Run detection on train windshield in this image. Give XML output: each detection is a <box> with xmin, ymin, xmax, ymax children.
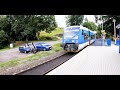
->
<box><xmin>64</xmin><ymin>27</ymin><xmax>79</xmax><ymax>39</ymax></box>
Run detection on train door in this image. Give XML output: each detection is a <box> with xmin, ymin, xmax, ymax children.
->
<box><xmin>88</xmin><ymin>31</ymin><xmax>90</xmax><ymax>45</ymax></box>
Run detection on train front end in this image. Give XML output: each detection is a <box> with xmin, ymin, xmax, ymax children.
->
<box><xmin>62</xmin><ymin>27</ymin><xmax>80</xmax><ymax>52</ymax></box>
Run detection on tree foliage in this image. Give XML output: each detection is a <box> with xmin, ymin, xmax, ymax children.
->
<box><xmin>0</xmin><ymin>30</ymin><xmax>9</xmax><ymax>49</ymax></box>
<box><xmin>0</xmin><ymin>15</ymin><xmax>57</xmax><ymax>49</ymax></box>
<box><xmin>83</xmin><ymin>21</ymin><xmax>97</xmax><ymax>31</ymax></box>
<box><xmin>94</xmin><ymin>15</ymin><xmax>101</xmax><ymax>24</ymax></box>
<box><xmin>102</xmin><ymin>15</ymin><xmax>120</xmax><ymax>37</ymax></box>
<box><xmin>94</xmin><ymin>15</ymin><xmax>120</xmax><ymax>38</ymax></box>
<box><xmin>66</xmin><ymin>15</ymin><xmax>84</xmax><ymax>26</ymax></box>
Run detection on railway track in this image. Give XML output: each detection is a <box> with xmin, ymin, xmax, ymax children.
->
<box><xmin>17</xmin><ymin>53</ymin><xmax>76</xmax><ymax>75</ymax></box>
<box><xmin>17</xmin><ymin>43</ymin><xmax>94</xmax><ymax>75</ymax></box>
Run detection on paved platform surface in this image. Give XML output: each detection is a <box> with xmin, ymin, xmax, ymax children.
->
<box><xmin>47</xmin><ymin>44</ymin><xmax>120</xmax><ymax>75</ymax></box>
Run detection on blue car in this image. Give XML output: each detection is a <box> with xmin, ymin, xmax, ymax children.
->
<box><xmin>19</xmin><ymin>43</ymin><xmax>52</xmax><ymax>53</ymax></box>
<box><xmin>35</xmin><ymin>43</ymin><xmax>52</xmax><ymax>51</ymax></box>
<box><xmin>19</xmin><ymin>46</ymin><xmax>31</xmax><ymax>53</ymax></box>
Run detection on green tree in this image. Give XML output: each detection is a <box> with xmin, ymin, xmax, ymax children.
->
<box><xmin>5</xmin><ymin>15</ymin><xmax>57</xmax><ymax>41</ymax></box>
<box><xmin>0</xmin><ymin>15</ymin><xmax>57</xmax><ymax>46</ymax></box>
<box><xmin>66</xmin><ymin>15</ymin><xmax>84</xmax><ymax>26</ymax></box>
<box><xmin>83</xmin><ymin>21</ymin><xmax>97</xmax><ymax>31</ymax></box>
<box><xmin>34</xmin><ymin>15</ymin><xmax>57</xmax><ymax>40</ymax></box>
<box><xmin>101</xmin><ymin>15</ymin><xmax>120</xmax><ymax>38</ymax></box>
<box><xmin>0</xmin><ymin>30</ymin><xmax>9</xmax><ymax>49</ymax></box>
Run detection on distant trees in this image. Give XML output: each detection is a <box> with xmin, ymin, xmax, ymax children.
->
<box><xmin>83</xmin><ymin>21</ymin><xmax>97</xmax><ymax>31</ymax></box>
<box><xmin>0</xmin><ymin>15</ymin><xmax>57</xmax><ymax>49</ymax></box>
<box><xmin>66</xmin><ymin>15</ymin><xmax>84</xmax><ymax>26</ymax></box>
<box><xmin>94</xmin><ymin>15</ymin><xmax>120</xmax><ymax>38</ymax></box>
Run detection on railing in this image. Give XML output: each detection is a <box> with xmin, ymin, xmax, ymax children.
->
<box><xmin>116</xmin><ymin>40</ymin><xmax>120</xmax><ymax>45</ymax></box>
<box><xmin>94</xmin><ymin>39</ymin><xmax>112</xmax><ymax>46</ymax></box>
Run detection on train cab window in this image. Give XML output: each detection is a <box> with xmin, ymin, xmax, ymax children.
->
<box><xmin>89</xmin><ymin>31</ymin><xmax>90</xmax><ymax>36</ymax></box>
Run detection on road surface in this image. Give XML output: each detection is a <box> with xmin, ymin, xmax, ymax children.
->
<box><xmin>0</xmin><ymin>40</ymin><xmax>61</xmax><ymax>63</ymax></box>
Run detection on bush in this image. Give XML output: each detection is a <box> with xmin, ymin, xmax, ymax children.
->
<box><xmin>52</xmin><ymin>36</ymin><xmax>58</xmax><ymax>41</ymax></box>
<box><xmin>39</xmin><ymin>36</ymin><xmax>48</xmax><ymax>41</ymax></box>
<box><xmin>53</xmin><ymin>43</ymin><xmax>63</xmax><ymax>52</ymax></box>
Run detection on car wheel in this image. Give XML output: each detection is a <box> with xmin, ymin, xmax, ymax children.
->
<box><xmin>43</xmin><ymin>48</ymin><xmax>46</xmax><ymax>51</ymax></box>
<box><xmin>24</xmin><ymin>51</ymin><xmax>27</xmax><ymax>54</ymax></box>
<box><xmin>50</xmin><ymin>47</ymin><xmax>52</xmax><ymax>50</ymax></box>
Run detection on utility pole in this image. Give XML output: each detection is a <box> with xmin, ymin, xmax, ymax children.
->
<box><xmin>116</xmin><ymin>24</ymin><xmax>120</xmax><ymax>53</ymax></box>
<box><xmin>101</xmin><ymin>15</ymin><xmax>103</xmax><ymax>30</ymax></box>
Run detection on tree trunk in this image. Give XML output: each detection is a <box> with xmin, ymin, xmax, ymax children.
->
<box><xmin>26</xmin><ymin>36</ymin><xmax>28</xmax><ymax>42</ymax></box>
<box><xmin>36</xmin><ymin>31</ymin><xmax>40</xmax><ymax>40</ymax></box>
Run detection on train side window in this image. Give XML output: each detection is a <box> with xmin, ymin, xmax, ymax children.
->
<box><xmin>84</xmin><ymin>33</ymin><xmax>89</xmax><ymax>40</ymax></box>
<box><xmin>82</xmin><ymin>30</ymin><xmax>84</xmax><ymax>35</ymax></box>
<box><xmin>91</xmin><ymin>35</ymin><xmax>93</xmax><ymax>39</ymax></box>
<box><xmin>91</xmin><ymin>35</ymin><xmax>95</xmax><ymax>39</ymax></box>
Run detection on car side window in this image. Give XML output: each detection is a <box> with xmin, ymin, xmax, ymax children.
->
<box><xmin>37</xmin><ymin>44</ymin><xmax>42</xmax><ymax>46</ymax></box>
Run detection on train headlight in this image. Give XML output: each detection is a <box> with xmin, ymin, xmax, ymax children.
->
<box><xmin>72</xmin><ymin>40</ymin><xmax>74</xmax><ymax>42</ymax></box>
<box><xmin>76</xmin><ymin>40</ymin><xmax>78</xmax><ymax>43</ymax></box>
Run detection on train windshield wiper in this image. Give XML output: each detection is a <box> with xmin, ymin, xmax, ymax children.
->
<box><xmin>71</xmin><ymin>32</ymin><xmax>79</xmax><ymax>39</ymax></box>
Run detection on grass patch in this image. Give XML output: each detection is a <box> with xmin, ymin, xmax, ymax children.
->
<box><xmin>39</xmin><ymin>36</ymin><xmax>58</xmax><ymax>41</ymax></box>
<box><xmin>0</xmin><ymin>60</ymin><xmax>19</xmax><ymax>68</ymax></box>
<box><xmin>0</xmin><ymin>46</ymin><xmax>19</xmax><ymax>52</ymax></box>
<box><xmin>39</xmin><ymin>27</ymin><xmax>63</xmax><ymax>41</ymax></box>
<box><xmin>40</xmin><ymin>27</ymin><xmax>63</xmax><ymax>37</ymax></box>
<box><xmin>0</xmin><ymin>47</ymin><xmax>10</xmax><ymax>52</ymax></box>
<box><xmin>28</xmin><ymin>51</ymin><xmax>56</xmax><ymax>61</ymax></box>
<box><xmin>0</xmin><ymin>43</ymin><xmax>63</xmax><ymax>69</ymax></box>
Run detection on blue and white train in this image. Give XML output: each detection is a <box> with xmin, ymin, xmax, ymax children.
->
<box><xmin>62</xmin><ymin>25</ymin><xmax>96</xmax><ymax>52</ymax></box>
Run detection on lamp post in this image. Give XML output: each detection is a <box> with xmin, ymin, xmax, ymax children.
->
<box><xmin>101</xmin><ymin>15</ymin><xmax>105</xmax><ymax>45</ymax></box>
<box><xmin>113</xmin><ymin>19</ymin><xmax>116</xmax><ymax>44</ymax></box>
<box><xmin>116</xmin><ymin>24</ymin><xmax>120</xmax><ymax>53</ymax></box>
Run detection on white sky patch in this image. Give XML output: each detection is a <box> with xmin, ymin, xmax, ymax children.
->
<box><xmin>55</xmin><ymin>15</ymin><xmax>67</xmax><ymax>28</ymax></box>
<box><xmin>55</xmin><ymin>15</ymin><xmax>96</xmax><ymax>27</ymax></box>
<box><xmin>84</xmin><ymin>15</ymin><xmax>95</xmax><ymax>22</ymax></box>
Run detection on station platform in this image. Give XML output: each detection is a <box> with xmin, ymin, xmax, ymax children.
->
<box><xmin>47</xmin><ymin>44</ymin><xmax>120</xmax><ymax>75</ymax></box>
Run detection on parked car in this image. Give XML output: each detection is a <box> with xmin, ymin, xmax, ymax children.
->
<box><xmin>35</xmin><ymin>43</ymin><xmax>52</xmax><ymax>51</ymax></box>
<box><xmin>19</xmin><ymin>43</ymin><xmax>38</xmax><ymax>54</ymax></box>
<box><xmin>19</xmin><ymin>42</ymin><xmax>52</xmax><ymax>53</ymax></box>
<box><xmin>19</xmin><ymin>46</ymin><xmax>31</xmax><ymax>53</ymax></box>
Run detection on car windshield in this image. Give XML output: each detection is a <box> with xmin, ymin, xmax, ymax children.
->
<box><xmin>36</xmin><ymin>43</ymin><xmax>44</xmax><ymax>45</ymax></box>
<box><xmin>35</xmin><ymin>43</ymin><xmax>50</xmax><ymax>46</ymax></box>
<box><xmin>42</xmin><ymin>44</ymin><xmax>50</xmax><ymax>46</ymax></box>
<box><xmin>64</xmin><ymin>28</ymin><xmax>79</xmax><ymax>39</ymax></box>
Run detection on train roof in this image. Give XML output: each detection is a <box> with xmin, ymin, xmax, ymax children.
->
<box><xmin>64</xmin><ymin>25</ymin><xmax>97</xmax><ymax>34</ymax></box>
